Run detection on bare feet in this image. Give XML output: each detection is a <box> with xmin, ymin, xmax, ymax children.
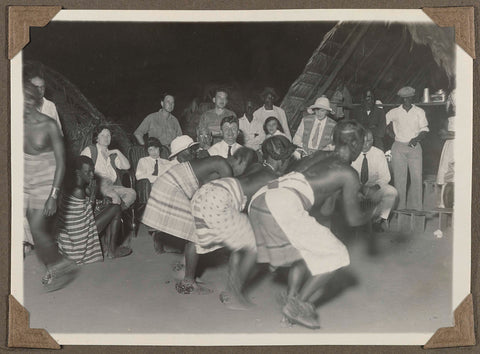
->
<box><xmin>175</xmin><ymin>279</ymin><xmax>213</xmax><ymax>295</ymax></box>
<box><xmin>42</xmin><ymin>257</ymin><xmax>79</xmax><ymax>292</ymax></box>
<box><xmin>282</xmin><ymin>297</ymin><xmax>320</xmax><ymax>329</ymax></box>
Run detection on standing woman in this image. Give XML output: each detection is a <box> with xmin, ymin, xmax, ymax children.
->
<box><xmin>23</xmin><ymin>81</ymin><xmax>78</xmax><ymax>292</ymax></box>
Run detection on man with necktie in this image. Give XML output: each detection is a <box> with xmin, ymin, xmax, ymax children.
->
<box><xmin>207</xmin><ymin>115</ymin><xmax>243</xmax><ymax>158</ymax></box>
<box><xmin>351</xmin><ymin>130</ymin><xmax>398</xmax><ymax>232</ymax></box>
<box><xmin>292</xmin><ymin>96</ymin><xmax>337</xmax><ymax>156</ymax></box>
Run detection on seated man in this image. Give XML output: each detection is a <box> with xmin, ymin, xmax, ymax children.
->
<box><xmin>142</xmin><ymin>147</ymin><xmax>257</xmax><ymax>294</ymax></box>
<box><xmin>292</xmin><ymin>96</ymin><xmax>337</xmax><ymax>156</ymax></box>
<box><xmin>135</xmin><ymin>137</ymin><xmax>175</xmax><ymax>203</ymax></box>
<box><xmin>57</xmin><ymin>156</ymin><xmax>132</xmax><ymax>262</ymax></box>
<box><xmin>248</xmin><ymin>121</ymin><xmax>375</xmax><ymax>329</ymax></box>
<box><xmin>198</xmin><ymin>88</ymin><xmax>237</xmax><ymax>143</ymax></box>
<box><xmin>208</xmin><ymin>116</ymin><xmax>242</xmax><ymax>158</ymax></box>
<box><xmin>351</xmin><ymin>129</ymin><xmax>397</xmax><ymax>232</ymax></box>
<box><xmin>191</xmin><ymin>136</ymin><xmax>296</xmax><ymax>309</ymax></box>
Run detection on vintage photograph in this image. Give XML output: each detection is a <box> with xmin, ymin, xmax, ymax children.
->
<box><xmin>11</xmin><ymin>9</ymin><xmax>472</xmax><ymax>345</ymax></box>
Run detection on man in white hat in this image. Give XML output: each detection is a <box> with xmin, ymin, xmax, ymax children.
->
<box><xmin>292</xmin><ymin>96</ymin><xmax>337</xmax><ymax>156</ymax></box>
<box><xmin>386</xmin><ymin>86</ymin><xmax>429</xmax><ymax>210</ymax></box>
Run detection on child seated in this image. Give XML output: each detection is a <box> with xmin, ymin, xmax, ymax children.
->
<box><xmin>263</xmin><ymin>116</ymin><xmax>289</xmax><ymax>140</ymax></box>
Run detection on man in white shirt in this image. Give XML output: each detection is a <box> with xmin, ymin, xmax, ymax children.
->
<box><xmin>135</xmin><ymin>137</ymin><xmax>175</xmax><ymax>204</ymax></box>
<box><xmin>238</xmin><ymin>98</ymin><xmax>264</xmax><ymax>151</ymax></box>
<box><xmin>198</xmin><ymin>88</ymin><xmax>237</xmax><ymax>142</ymax></box>
<box><xmin>386</xmin><ymin>86</ymin><xmax>429</xmax><ymax>210</ymax></box>
<box><xmin>292</xmin><ymin>96</ymin><xmax>337</xmax><ymax>156</ymax></box>
<box><xmin>252</xmin><ymin>87</ymin><xmax>291</xmax><ymax>141</ymax></box>
<box><xmin>30</xmin><ymin>75</ymin><xmax>63</xmax><ymax>133</ymax></box>
<box><xmin>352</xmin><ymin>130</ymin><xmax>398</xmax><ymax>231</ymax></box>
<box><xmin>208</xmin><ymin>116</ymin><xmax>242</xmax><ymax>158</ymax></box>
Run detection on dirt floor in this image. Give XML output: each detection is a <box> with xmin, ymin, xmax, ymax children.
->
<box><xmin>23</xmin><ymin>215</ymin><xmax>453</xmax><ymax>334</ymax></box>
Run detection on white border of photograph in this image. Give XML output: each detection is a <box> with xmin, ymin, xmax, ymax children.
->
<box><xmin>10</xmin><ymin>8</ymin><xmax>472</xmax><ymax>346</ymax></box>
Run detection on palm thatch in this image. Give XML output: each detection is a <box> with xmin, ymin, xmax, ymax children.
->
<box><xmin>24</xmin><ymin>60</ymin><xmax>133</xmax><ymax>159</ymax></box>
<box><xmin>281</xmin><ymin>22</ymin><xmax>455</xmax><ymax>133</ymax></box>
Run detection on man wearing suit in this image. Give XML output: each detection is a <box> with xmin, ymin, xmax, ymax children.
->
<box><xmin>353</xmin><ymin>89</ymin><xmax>386</xmax><ymax>151</ymax></box>
<box><xmin>293</xmin><ymin>96</ymin><xmax>337</xmax><ymax>156</ymax></box>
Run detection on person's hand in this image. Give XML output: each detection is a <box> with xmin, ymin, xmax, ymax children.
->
<box><xmin>43</xmin><ymin>197</ymin><xmax>57</xmax><ymax>216</ymax></box>
<box><xmin>408</xmin><ymin>138</ymin><xmax>418</xmax><ymax>147</ymax></box>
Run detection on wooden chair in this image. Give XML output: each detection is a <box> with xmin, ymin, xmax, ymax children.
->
<box><xmin>126</xmin><ymin>144</ymin><xmax>170</xmax><ymax>235</ymax></box>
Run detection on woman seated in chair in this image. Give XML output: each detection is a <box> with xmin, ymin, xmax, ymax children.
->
<box><xmin>135</xmin><ymin>137</ymin><xmax>175</xmax><ymax>204</ymax></box>
<box><xmin>81</xmin><ymin>124</ymin><xmax>136</xmax><ymax>210</ymax></box>
<box><xmin>57</xmin><ymin>156</ymin><xmax>132</xmax><ymax>263</ymax></box>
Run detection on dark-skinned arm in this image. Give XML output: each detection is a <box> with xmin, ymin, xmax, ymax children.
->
<box><xmin>408</xmin><ymin>130</ymin><xmax>428</xmax><ymax>147</ymax></box>
<box><xmin>341</xmin><ymin>168</ymin><xmax>375</xmax><ymax>227</ymax></box>
<box><xmin>44</xmin><ymin>121</ymin><xmax>65</xmax><ymax>216</ymax></box>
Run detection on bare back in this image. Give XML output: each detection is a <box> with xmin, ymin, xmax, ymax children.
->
<box><xmin>190</xmin><ymin>156</ymin><xmax>233</xmax><ymax>186</ymax></box>
<box><xmin>302</xmin><ymin>155</ymin><xmax>369</xmax><ymax>226</ymax></box>
<box><xmin>238</xmin><ymin>165</ymin><xmax>277</xmax><ymax>200</ymax></box>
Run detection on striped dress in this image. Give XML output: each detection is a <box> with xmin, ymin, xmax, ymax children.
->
<box><xmin>142</xmin><ymin>162</ymin><xmax>199</xmax><ymax>242</ymax></box>
<box><xmin>191</xmin><ymin>177</ymin><xmax>255</xmax><ymax>254</ymax></box>
<box><xmin>57</xmin><ymin>195</ymin><xmax>104</xmax><ymax>264</ymax></box>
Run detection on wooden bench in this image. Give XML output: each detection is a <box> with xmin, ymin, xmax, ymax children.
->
<box><xmin>429</xmin><ymin>207</ymin><xmax>453</xmax><ymax>230</ymax></box>
<box><xmin>390</xmin><ymin>209</ymin><xmax>427</xmax><ymax>233</ymax></box>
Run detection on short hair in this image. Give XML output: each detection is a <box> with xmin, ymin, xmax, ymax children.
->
<box><xmin>232</xmin><ymin>147</ymin><xmax>258</xmax><ymax>167</ymax></box>
<box><xmin>23</xmin><ymin>81</ymin><xmax>42</xmax><ymax>109</ymax></box>
<box><xmin>220</xmin><ymin>115</ymin><xmax>239</xmax><ymax>129</ymax></box>
<box><xmin>332</xmin><ymin>120</ymin><xmax>365</xmax><ymax>152</ymax></box>
<box><xmin>263</xmin><ymin>116</ymin><xmax>284</xmax><ymax>135</ymax></box>
<box><xmin>215</xmin><ymin>87</ymin><xmax>229</xmax><ymax>97</ymax></box>
<box><xmin>146</xmin><ymin>137</ymin><xmax>162</xmax><ymax>152</ymax></box>
<box><xmin>161</xmin><ymin>93</ymin><xmax>174</xmax><ymax>102</ymax></box>
<box><xmin>23</xmin><ymin>62</ymin><xmax>45</xmax><ymax>82</ymax></box>
<box><xmin>262</xmin><ymin>135</ymin><xmax>296</xmax><ymax>161</ymax></box>
<box><xmin>74</xmin><ymin>155</ymin><xmax>94</xmax><ymax>171</ymax></box>
<box><xmin>92</xmin><ymin>124</ymin><xmax>111</xmax><ymax>144</ymax></box>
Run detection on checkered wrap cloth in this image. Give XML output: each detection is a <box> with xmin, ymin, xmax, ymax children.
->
<box><xmin>191</xmin><ymin>177</ymin><xmax>255</xmax><ymax>254</ymax></box>
<box><xmin>142</xmin><ymin>162</ymin><xmax>199</xmax><ymax>241</ymax></box>
<box><xmin>248</xmin><ymin>172</ymin><xmax>350</xmax><ymax>276</ymax></box>
<box><xmin>24</xmin><ymin>151</ymin><xmax>56</xmax><ymax>210</ymax></box>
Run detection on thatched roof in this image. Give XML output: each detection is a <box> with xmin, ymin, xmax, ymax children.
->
<box><xmin>281</xmin><ymin>22</ymin><xmax>455</xmax><ymax>133</ymax></box>
<box><xmin>24</xmin><ymin>61</ymin><xmax>133</xmax><ymax>159</ymax></box>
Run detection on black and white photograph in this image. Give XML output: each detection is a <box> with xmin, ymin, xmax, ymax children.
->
<box><xmin>11</xmin><ymin>9</ymin><xmax>472</xmax><ymax>346</ymax></box>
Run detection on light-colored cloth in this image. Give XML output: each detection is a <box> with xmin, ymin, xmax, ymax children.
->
<box><xmin>292</xmin><ymin>116</ymin><xmax>336</xmax><ymax>154</ymax></box>
<box><xmin>57</xmin><ymin>195</ymin><xmax>104</xmax><ymax>265</ymax></box>
<box><xmin>134</xmin><ymin>110</ymin><xmax>182</xmax><ymax>146</ymax></box>
<box><xmin>437</xmin><ymin>139</ymin><xmax>454</xmax><ymax>185</ymax></box>
<box><xmin>351</xmin><ymin>146</ymin><xmax>391</xmax><ymax>187</ymax></box>
<box><xmin>39</xmin><ymin>97</ymin><xmax>62</xmax><ymax>133</ymax></box>
<box><xmin>199</xmin><ymin>108</ymin><xmax>237</xmax><ymax>137</ymax></box>
<box><xmin>391</xmin><ymin>141</ymin><xmax>423</xmax><ymax>210</ymax></box>
<box><xmin>266</xmin><ymin>130</ymin><xmax>289</xmax><ymax>140</ymax></box>
<box><xmin>238</xmin><ymin>114</ymin><xmax>265</xmax><ymax>151</ymax></box>
<box><xmin>386</xmin><ymin>105</ymin><xmax>429</xmax><ymax>143</ymax></box>
<box><xmin>248</xmin><ymin>172</ymin><xmax>350</xmax><ymax>275</ymax></box>
<box><xmin>252</xmin><ymin>105</ymin><xmax>292</xmax><ymax>140</ymax></box>
<box><xmin>207</xmin><ymin>140</ymin><xmax>242</xmax><ymax>158</ymax></box>
<box><xmin>352</xmin><ymin>146</ymin><xmax>397</xmax><ymax>219</ymax></box>
<box><xmin>100</xmin><ymin>182</ymin><xmax>136</xmax><ymax>208</ymax></box>
<box><xmin>24</xmin><ymin>151</ymin><xmax>56</xmax><ymax>210</ymax></box>
<box><xmin>81</xmin><ymin>144</ymin><xmax>129</xmax><ymax>184</ymax></box>
<box><xmin>135</xmin><ymin>156</ymin><xmax>175</xmax><ymax>184</ymax></box>
<box><xmin>192</xmin><ymin>177</ymin><xmax>255</xmax><ymax>254</ymax></box>
<box><xmin>142</xmin><ymin>162</ymin><xmax>199</xmax><ymax>241</ymax></box>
